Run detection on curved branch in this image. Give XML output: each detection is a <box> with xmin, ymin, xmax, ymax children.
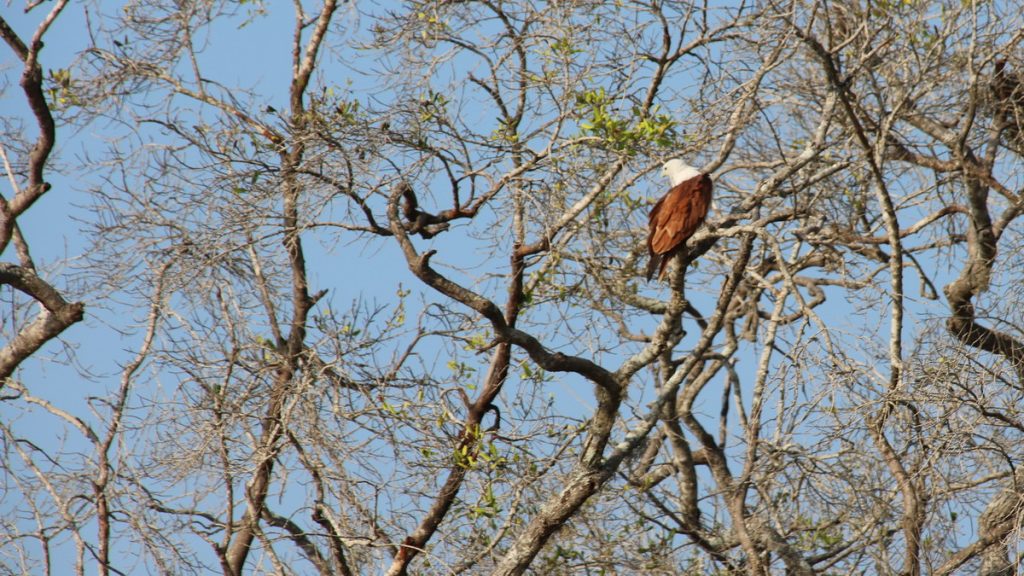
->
<box><xmin>386</xmin><ymin>183</ymin><xmax>620</xmax><ymax>393</ymax></box>
<box><xmin>0</xmin><ymin>264</ymin><xmax>84</xmax><ymax>384</ymax></box>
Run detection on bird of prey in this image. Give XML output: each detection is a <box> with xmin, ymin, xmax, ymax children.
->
<box><xmin>646</xmin><ymin>159</ymin><xmax>713</xmax><ymax>281</ymax></box>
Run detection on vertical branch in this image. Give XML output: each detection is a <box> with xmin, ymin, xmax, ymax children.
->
<box><xmin>386</xmin><ymin>35</ymin><xmax>532</xmax><ymax>567</ymax></box>
<box><xmin>223</xmin><ymin>2</ymin><xmax>337</xmax><ymax>573</ymax></box>
<box><xmin>94</xmin><ymin>263</ymin><xmax>167</xmax><ymax>576</ymax></box>
<box><xmin>941</xmin><ymin>132</ymin><xmax>1024</xmax><ymax>576</ymax></box>
<box><xmin>794</xmin><ymin>24</ymin><xmax>921</xmax><ymax>575</ymax></box>
<box><xmin>731</xmin><ymin>284</ymin><xmax>790</xmax><ymax>576</ymax></box>
<box><xmin>0</xmin><ymin>2</ymin><xmax>83</xmax><ymax>387</ymax></box>
<box><xmin>385</xmin><ymin>343</ymin><xmax>511</xmax><ymax>576</ymax></box>
<box><xmin>493</xmin><ymin>235</ymin><xmax>755</xmax><ymax>576</ymax></box>
<box><xmin>0</xmin><ymin>0</ymin><xmax>69</xmax><ymax>234</ymax></box>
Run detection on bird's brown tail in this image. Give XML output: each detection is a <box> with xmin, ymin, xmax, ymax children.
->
<box><xmin>645</xmin><ymin>254</ymin><xmax>662</xmax><ymax>281</ymax></box>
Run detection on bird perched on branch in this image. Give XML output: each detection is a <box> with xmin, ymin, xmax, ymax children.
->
<box><xmin>645</xmin><ymin>159</ymin><xmax>713</xmax><ymax>281</ymax></box>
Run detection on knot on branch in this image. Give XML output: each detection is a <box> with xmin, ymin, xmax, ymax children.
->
<box><xmin>399</xmin><ymin>182</ymin><xmax>451</xmax><ymax>238</ymax></box>
<box><xmin>0</xmin><ymin>264</ymin><xmax>84</xmax><ymax>381</ymax></box>
<box><xmin>415</xmin><ymin>249</ymin><xmax>437</xmax><ymax>274</ymax></box>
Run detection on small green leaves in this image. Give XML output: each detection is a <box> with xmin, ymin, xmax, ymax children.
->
<box><xmin>469</xmin><ymin>483</ymin><xmax>500</xmax><ymax>519</ymax></box>
<box><xmin>418</xmin><ymin>90</ymin><xmax>449</xmax><ymax>123</ymax></box>
<box><xmin>575</xmin><ymin>88</ymin><xmax>677</xmax><ymax>153</ymax></box>
<box><xmin>47</xmin><ymin>68</ymin><xmax>79</xmax><ymax>109</ymax></box>
<box><xmin>548</xmin><ymin>37</ymin><xmax>582</xmax><ymax>58</ymax></box>
<box><xmin>447</xmin><ymin>359</ymin><xmax>476</xmax><ymax>380</ymax></box>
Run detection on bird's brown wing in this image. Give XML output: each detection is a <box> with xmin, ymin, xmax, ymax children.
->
<box><xmin>645</xmin><ymin>193</ymin><xmax>669</xmax><ymax>280</ymax></box>
<box><xmin>646</xmin><ymin>175</ymin><xmax>712</xmax><ymax>280</ymax></box>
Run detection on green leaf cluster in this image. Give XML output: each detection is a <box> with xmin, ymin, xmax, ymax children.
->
<box><xmin>47</xmin><ymin>68</ymin><xmax>79</xmax><ymax>109</ymax></box>
<box><xmin>575</xmin><ymin>88</ymin><xmax>677</xmax><ymax>153</ymax></box>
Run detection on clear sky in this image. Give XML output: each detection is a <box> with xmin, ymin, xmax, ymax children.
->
<box><xmin>1</xmin><ymin>1</ymin><xmax>986</xmax><ymax>573</ymax></box>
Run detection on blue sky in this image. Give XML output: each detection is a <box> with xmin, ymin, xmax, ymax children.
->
<box><xmin>2</xmin><ymin>1</ymin><xmax>1007</xmax><ymax>572</ymax></box>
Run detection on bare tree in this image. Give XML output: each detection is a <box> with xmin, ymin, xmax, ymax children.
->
<box><xmin>3</xmin><ymin>0</ymin><xmax>1024</xmax><ymax>574</ymax></box>
<box><xmin>0</xmin><ymin>2</ymin><xmax>83</xmax><ymax>383</ymax></box>
<box><xmin>0</xmin><ymin>3</ymin><xmax>91</xmax><ymax>575</ymax></box>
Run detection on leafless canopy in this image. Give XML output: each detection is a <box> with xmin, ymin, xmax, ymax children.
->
<box><xmin>2</xmin><ymin>0</ymin><xmax>1024</xmax><ymax>574</ymax></box>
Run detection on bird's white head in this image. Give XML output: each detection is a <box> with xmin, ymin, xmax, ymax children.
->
<box><xmin>661</xmin><ymin>158</ymin><xmax>702</xmax><ymax>187</ymax></box>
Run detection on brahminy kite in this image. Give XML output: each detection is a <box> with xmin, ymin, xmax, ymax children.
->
<box><xmin>645</xmin><ymin>159</ymin><xmax>713</xmax><ymax>281</ymax></box>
